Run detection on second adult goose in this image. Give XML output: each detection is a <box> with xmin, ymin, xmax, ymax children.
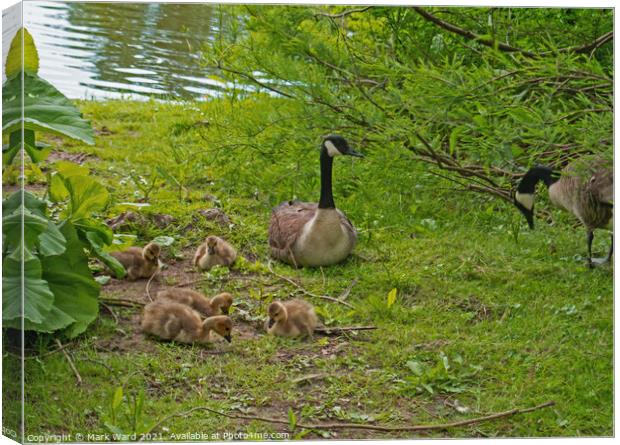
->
<box><xmin>268</xmin><ymin>135</ymin><xmax>363</xmax><ymax>267</ymax></box>
<box><xmin>514</xmin><ymin>158</ymin><xmax>613</xmax><ymax>267</ymax></box>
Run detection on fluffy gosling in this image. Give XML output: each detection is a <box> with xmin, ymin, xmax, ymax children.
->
<box><xmin>141</xmin><ymin>301</ymin><xmax>232</xmax><ymax>344</ymax></box>
<box><xmin>156</xmin><ymin>289</ymin><xmax>233</xmax><ymax>316</ymax></box>
<box><xmin>266</xmin><ymin>299</ymin><xmax>318</xmax><ymax>338</ymax></box>
<box><xmin>193</xmin><ymin>235</ymin><xmax>237</xmax><ymax>271</ymax></box>
<box><xmin>110</xmin><ymin>242</ymin><xmax>160</xmax><ymax>280</ymax></box>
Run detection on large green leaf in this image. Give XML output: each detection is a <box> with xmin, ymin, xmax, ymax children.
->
<box><xmin>63</xmin><ymin>175</ymin><xmax>109</xmax><ymax>220</ymax></box>
<box><xmin>2</xmin><ymin>206</ymin><xmax>66</xmax><ymax>258</ymax></box>
<box><xmin>2</xmin><ymin>257</ymin><xmax>55</xmax><ymax>326</ymax></box>
<box><xmin>3</xmin><ymin>191</ymin><xmax>47</xmax><ymax>217</ymax></box>
<box><xmin>84</xmin><ymin>230</ymin><xmax>126</xmax><ymax>279</ymax></box>
<box><xmin>5</xmin><ymin>27</ymin><xmax>39</xmax><ymax>77</ymax></box>
<box><xmin>41</xmin><ymin>222</ymin><xmax>100</xmax><ymax>338</ymax></box>
<box><xmin>2</xmin><ymin>71</ymin><xmax>95</xmax><ymax>145</ymax></box>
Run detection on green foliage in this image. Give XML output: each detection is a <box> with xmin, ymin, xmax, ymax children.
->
<box><xmin>1</xmin><ymin>28</ymin><xmax>121</xmax><ymax>337</ymax></box>
<box><xmin>103</xmin><ymin>386</ymin><xmax>154</xmax><ymax>439</ymax></box>
<box><xmin>1</xmin><ymin>192</ymin><xmax>100</xmax><ymax>336</ymax></box>
<box><xmin>205</xmin><ymin>6</ymin><xmax>612</xmax><ymax>201</ymax></box>
<box><xmin>5</xmin><ymin>27</ymin><xmax>39</xmax><ymax>77</ymax></box>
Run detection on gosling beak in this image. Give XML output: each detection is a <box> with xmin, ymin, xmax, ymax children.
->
<box><xmin>348</xmin><ymin>149</ymin><xmax>365</xmax><ymax>158</ymax></box>
<box><xmin>208</xmin><ymin>247</ymin><xmax>215</xmax><ymax>255</ymax></box>
<box><xmin>268</xmin><ymin>318</ymin><xmax>275</xmax><ymax>328</ymax></box>
<box><xmin>223</xmin><ymin>306</ymin><xmax>230</xmax><ymax>315</ymax></box>
<box><xmin>224</xmin><ymin>334</ymin><xmax>232</xmax><ymax>343</ymax></box>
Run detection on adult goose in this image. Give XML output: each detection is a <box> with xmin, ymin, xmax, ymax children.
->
<box><xmin>514</xmin><ymin>157</ymin><xmax>613</xmax><ymax>267</ymax></box>
<box><xmin>268</xmin><ymin>135</ymin><xmax>363</xmax><ymax>267</ymax></box>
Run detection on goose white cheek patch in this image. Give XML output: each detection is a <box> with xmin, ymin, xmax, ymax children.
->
<box><xmin>516</xmin><ymin>192</ymin><xmax>535</xmax><ymax>210</ymax></box>
<box><xmin>325</xmin><ymin>140</ymin><xmax>341</xmax><ymax>157</ymax></box>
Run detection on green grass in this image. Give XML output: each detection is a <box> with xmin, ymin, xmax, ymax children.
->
<box><xmin>3</xmin><ymin>99</ymin><xmax>612</xmax><ymax>439</ymax></box>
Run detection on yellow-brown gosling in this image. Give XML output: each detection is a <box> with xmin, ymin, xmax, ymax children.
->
<box><xmin>141</xmin><ymin>301</ymin><xmax>232</xmax><ymax>344</ymax></box>
<box><xmin>110</xmin><ymin>242</ymin><xmax>160</xmax><ymax>280</ymax></box>
<box><xmin>193</xmin><ymin>235</ymin><xmax>237</xmax><ymax>271</ymax></box>
<box><xmin>156</xmin><ymin>289</ymin><xmax>233</xmax><ymax>316</ymax></box>
<box><xmin>265</xmin><ymin>299</ymin><xmax>318</xmax><ymax>338</ymax></box>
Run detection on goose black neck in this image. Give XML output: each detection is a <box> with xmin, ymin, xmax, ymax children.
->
<box><xmin>318</xmin><ymin>148</ymin><xmax>335</xmax><ymax>209</ymax></box>
<box><xmin>517</xmin><ymin>166</ymin><xmax>558</xmax><ymax>194</ymax></box>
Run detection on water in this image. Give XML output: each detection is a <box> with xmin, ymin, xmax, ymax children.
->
<box><xmin>18</xmin><ymin>1</ymin><xmax>231</xmax><ymax>100</ymax></box>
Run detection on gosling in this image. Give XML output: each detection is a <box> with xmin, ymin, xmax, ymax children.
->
<box><xmin>266</xmin><ymin>299</ymin><xmax>318</xmax><ymax>338</ymax></box>
<box><xmin>193</xmin><ymin>235</ymin><xmax>237</xmax><ymax>271</ymax></box>
<box><xmin>141</xmin><ymin>301</ymin><xmax>232</xmax><ymax>344</ymax></box>
<box><xmin>110</xmin><ymin>242</ymin><xmax>160</xmax><ymax>280</ymax></box>
<box><xmin>156</xmin><ymin>289</ymin><xmax>233</xmax><ymax>316</ymax></box>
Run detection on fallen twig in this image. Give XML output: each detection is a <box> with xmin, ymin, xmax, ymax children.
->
<box><xmin>100</xmin><ymin>302</ymin><xmax>119</xmax><ymax>325</ymax></box>
<box><xmin>267</xmin><ymin>262</ymin><xmax>355</xmax><ymax>309</ymax></box>
<box><xmin>143</xmin><ymin>400</ymin><xmax>555</xmax><ymax>437</ymax></box>
<box><xmin>315</xmin><ymin>326</ymin><xmax>377</xmax><ymax>336</ymax></box>
<box><xmin>100</xmin><ymin>297</ymin><xmax>145</xmax><ymax>307</ymax></box>
<box><xmin>55</xmin><ymin>339</ymin><xmax>82</xmax><ymax>386</ymax></box>
<box><xmin>338</xmin><ymin>279</ymin><xmax>358</xmax><ymax>300</ymax></box>
<box><xmin>145</xmin><ymin>266</ymin><xmax>160</xmax><ymax>302</ymax></box>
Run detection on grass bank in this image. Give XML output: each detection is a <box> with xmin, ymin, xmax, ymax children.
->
<box><xmin>3</xmin><ymin>99</ymin><xmax>612</xmax><ymax>439</ymax></box>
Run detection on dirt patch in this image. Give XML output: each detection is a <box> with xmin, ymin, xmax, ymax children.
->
<box><xmin>47</xmin><ymin>150</ymin><xmax>99</xmax><ymax>164</ymax></box>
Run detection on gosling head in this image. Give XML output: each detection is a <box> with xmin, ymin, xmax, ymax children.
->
<box><xmin>322</xmin><ymin>135</ymin><xmax>364</xmax><ymax>158</ymax></box>
<box><xmin>205</xmin><ymin>315</ymin><xmax>232</xmax><ymax>343</ymax></box>
<box><xmin>212</xmin><ymin>292</ymin><xmax>233</xmax><ymax>315</ymax></box>
<box><xmin>206</xmin><ymin>236</ymin><xmax>219</xmax><ymax>255</ymax></box>
<box><xmin>143</xmin><ymin>242</ymin><xmax>161</xmax><ymax>262</ymax></box>
<box><xmin>267</xmin><ymin>301</ymin><xmax>287</xmax><ymax>328</ymax></box>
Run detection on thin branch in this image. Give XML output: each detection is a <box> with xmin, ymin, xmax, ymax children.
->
<box><xmin>315</xmin><ymin>6</ymin><xmax>373</xmax><ymax>19</ymax></box>
<box><xmin>55</xmin><ymin>339</ymin><xmax>82</xmax><ymax>386</ymax></box>
<box><xmin>267</xmin><ymin>262</ymin><xmax>356</xmax><ymax>309</ymax></box>
<box><xmin>143</xmin><ymin>401</ymin><xmax>555</xmax><ymax>437</ymax></box>
<box><xmin>413</xmin><ymin>7</ymin><xmax>536</xmax><ymax>57</ymax></box>
<box><xmin>315</xmin><ymin>326</ymin><xmax>377</xmax><ymax>335</ymax></box>
<box><xmin>145</xmin><ymin>266</ymin><xmax>160</xmax><ymax>302</ymax></box>
<box><xmin>414</xmin><ymin>7</ymin><xmax>613</xmax><ymax>58</ymax></box>
<box><xmin>338</xmin><ymin>279</ymin><xmax>358</xmax><ymax>300</ymax></box>
<box><xmin>100</xmin><ymin>297</ymin><xmax>145</xmax><ymax>308</ymax></box>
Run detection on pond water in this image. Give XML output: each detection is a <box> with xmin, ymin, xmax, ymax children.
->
<box><xmin>20</xmin><ymin>1</ymin><xmax>229</xmax><ymax>100</ymax></box>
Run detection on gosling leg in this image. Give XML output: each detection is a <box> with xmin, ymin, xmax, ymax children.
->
<box><xmin>587</xmin><ymin>230</ymin><xmax>594</xmax><ymax>268</ymax></box>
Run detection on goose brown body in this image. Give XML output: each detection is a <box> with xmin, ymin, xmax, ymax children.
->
<box><xmin>268</xmin><ymin>201</ymin><xmax>357</xmax><ymax>267</ymax></box>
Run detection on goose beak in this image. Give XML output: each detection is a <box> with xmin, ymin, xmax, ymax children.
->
<box><xmin>268</xmin><ymin>318</ymin><xmax>275</xmax><ymax>328</ymax></box>
<box><xmin>348</xmin><ymin>149</ymin><xmax>364</xmax><ymax>158</ymax></box>
<box><xmin>224</xmin><ymin>334</ymin><xmax>232</xmax><ymax>343</ymax></box>
<box><xmin>514</xmin><ymin>198</ymin><xmax>535</xmax><ymax>230</ymax></box>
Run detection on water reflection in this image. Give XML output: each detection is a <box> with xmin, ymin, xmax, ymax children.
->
<box><xmin>23</xmin><ymin>1</ymin><xmax>227</xmax><ymax>100</ymax></box>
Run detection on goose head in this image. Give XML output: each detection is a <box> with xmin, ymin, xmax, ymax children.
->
<box><xmin>267</xmin><ymin>301</ymin><xmax>287</xmax><ymax>328</ymax></box>
<box><xmin>204</xmin><ymin>315</ymin><xmax>232</xmax><ymax>342</ymax></box>
<box><xmin>206</xmin><ymin>236</ymin><xmax>219</xmax><ymax>255</ymax></box>
<box><xmin>322</xmin><ymin>135</ymin><xmax>364</xmax><ymax>158</ymax></box>
<box><xmin>143</xmin><ymin>242</ymin><xmax>161</xmax><ymax>262</ymax></box>
<box><xmin>212</xmin><ymin>292</ymin><xmax>233</xmax><ymax>315</ymax></box>
<box><xmin>514</xmin><ymin>192</ymin><xmax>535</xmax><ymax>229</ymax></box>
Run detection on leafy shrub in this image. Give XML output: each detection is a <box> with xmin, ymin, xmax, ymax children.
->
<box><xmin>1</xmin><ymin>28</ymin><xmax>122</xmax><ymax>337</ymax></box>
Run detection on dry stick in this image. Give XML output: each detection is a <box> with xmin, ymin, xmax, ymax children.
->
<box><xmin>55</xmin><ymin>339</ymin><xmax>82</xmax><ymax>386</ymax></box>
<box><xmin>338</xmin><ymin>279</ymin><xmax>358</xmax><ymax>301</ymax></box>
<box><xmin>100</xmin><ymin>297</ymin><xmax>144</xmax><ymax>308</ymax></box>
<box><xmin>266</xmin><ymin>262</ymin><xmax>355</xmax><ymax>309</ymax></box>
<box><xmin>100</xmin><ymin>302</ymin><xmax>119</xmax><ymax>325</ymax></box>
<box><xmin>145</xmin><ymin>266</ymin><xmax>160</xmax><ymax>302</ymax></box>
<box><xmin>315</xmin><ymin>326</ymin><xmax>377</xmax><ymax>336</ymax></box>
<box><xmin>143</xmin><ymin>401</ymin><xmax>555</xmax><ymax>437</ymax></box>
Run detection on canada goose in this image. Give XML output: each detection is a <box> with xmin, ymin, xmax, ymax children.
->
<box><xmin>265</xmin><ymin>299</ymin><xmax>318</xmax><ymax>337</ymax></box>
<box><xmin>110</xmin><ymin>242</ymin><xmax>160</xmax><ymax>280</ymax></box>
<box><xmin>268</xmin><ymin>135</ymin><xmax>363</xmax><ymax>267</ymax></box>
<box><xmin>141</xmin><ymin>301</ymin><xmax>232</xmax><ymax>344</ymax></box>
<box><xmin>514</xmin><ymin>158</ymin><xmax>613</xmax><ymax>267</ymax></box>
<box><xmin>156</xmin><ymin>289</ymin><xmax>233</xmax><ymax>316</ymax></box>
<box><xmin>193</xmin><ymin>235</ymin><xmax>237</xmax><ymax>271</ymax></box>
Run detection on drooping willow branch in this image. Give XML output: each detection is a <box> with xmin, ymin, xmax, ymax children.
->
<box><xmin>413</xmin><ymin>7</ymin><xmax>613</xmax><ymax>58</ymax></box>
